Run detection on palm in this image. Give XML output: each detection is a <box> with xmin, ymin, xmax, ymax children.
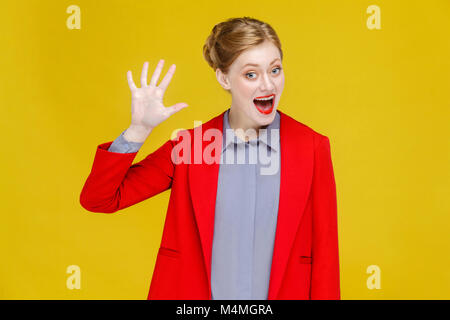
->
<box><xmin>127</xmin><ymin>60</ymin><xmax>188</xmax><ymax>130</ymax></box>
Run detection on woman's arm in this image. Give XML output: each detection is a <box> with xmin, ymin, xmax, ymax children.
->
<box><xmin>79</xmin><ymin>138</ymin><xmax>175</xmax><ymax>213</ymax></box>
<box><xmin>310</xmin><ymin>135</ymin><xmax>341</xmax><ymax>300</ymax></box>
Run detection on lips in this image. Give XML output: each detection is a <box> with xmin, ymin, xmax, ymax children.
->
<box><xmin>254</xmin><ymin>94</ymin><xmax>275</xmax><ymax>100</ymax></box>
<box><xmin>253</xmin><ymin>94</ymin><xmax>275</xmax><ymax>115</ymax></box>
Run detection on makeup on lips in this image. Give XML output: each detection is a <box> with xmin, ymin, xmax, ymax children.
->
<box><xmin>253</xmin><ymin>94</ymin><xmax>275</xmax><ymax>115</ymax></box>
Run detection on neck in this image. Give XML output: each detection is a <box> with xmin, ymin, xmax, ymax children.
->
<box><xmin>228</xmin><ymin>107</ymin><xmax>265</xmax><ymax>142</ymax></box>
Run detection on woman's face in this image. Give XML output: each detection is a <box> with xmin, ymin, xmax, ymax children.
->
<box><xmin>216</xmin><ymin>40</ymin><xmax>285</xmax><ymax>131</ymax></box>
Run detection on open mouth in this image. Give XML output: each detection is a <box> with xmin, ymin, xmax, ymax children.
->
<box><xmin>253</xmin><ymin>94</ymin><xmax>275</xmax><ymax>115</ymax></box>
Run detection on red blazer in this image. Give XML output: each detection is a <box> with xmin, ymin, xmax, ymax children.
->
<box><xmin>80</xmin><ymin>109</ymin><xmax>340</xmax><ymax>300</ymax></box>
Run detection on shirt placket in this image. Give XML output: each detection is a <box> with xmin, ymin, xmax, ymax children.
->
<box><xmin>236</xmin><ymin>141</ymin><xmax>257</xmax><ymax>299</ymax></box>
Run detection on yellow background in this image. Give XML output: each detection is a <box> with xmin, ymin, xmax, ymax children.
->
<box><xmin>1</xmin><ymin>0</ymin><xmax>449</xmax><ymax>299</ymax></box>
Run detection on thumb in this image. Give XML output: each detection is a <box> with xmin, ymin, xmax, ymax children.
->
<box><xmin>165</xmin><ymin>103</ymin><xmax>189</xmax><ymax>118</ymax></box>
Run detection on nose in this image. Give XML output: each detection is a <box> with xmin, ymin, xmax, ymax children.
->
<box><xmin>260</xmin><ymin>73</ymin><xmax>275</xmax><ymax>92</ymax></box>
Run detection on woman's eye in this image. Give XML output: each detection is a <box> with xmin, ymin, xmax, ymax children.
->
<box><xmin>245</xmin><ymin>67</ymin><xmax>282</xmax><ymax>79</ymax></box>
<box><xmin>245</xmin><ymin>72</ymin><xmax>256</xmax><ymax>79</ymax></box>
<box><xmin>272</xmin><ymin>67</ymin><xmax>282</xmax><ymax>74</ymax></box>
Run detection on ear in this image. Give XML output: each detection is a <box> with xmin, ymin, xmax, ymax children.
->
<box><xmin>216</xmin><ymin>68</ymin><xmax>231</xmax><ymax>90</ymax></box>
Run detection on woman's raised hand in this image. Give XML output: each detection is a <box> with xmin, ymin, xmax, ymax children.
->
<box><xmin>126</xmin><ymin>60</ymin><xmax>189</xmax><ymax>131</ymax></box>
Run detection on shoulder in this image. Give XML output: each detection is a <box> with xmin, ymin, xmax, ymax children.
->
<box><xmin>277</xmin><ymin>109</ymin><xmax>330</xmax><ymax>148</ymax></box>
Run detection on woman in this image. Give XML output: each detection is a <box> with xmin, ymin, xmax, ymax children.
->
<box><xmin>80</xmin><ymin>17</ymin><xmax>340</xmax><ymax>300</ymax></box>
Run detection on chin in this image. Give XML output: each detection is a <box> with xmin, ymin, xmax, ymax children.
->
<box><xmin>254</xmin><ymin>107</ymin><xmax>276</xmax><ymax>125</ymax></box>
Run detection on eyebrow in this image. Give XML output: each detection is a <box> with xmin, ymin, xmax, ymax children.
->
<box><xmin>241</xmin><ymin>58</ymin><xmax>281</xmax><ymax>69</ymax></box>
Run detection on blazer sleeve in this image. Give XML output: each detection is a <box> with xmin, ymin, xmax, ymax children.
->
<box><xmin>310</xmin><ymin>135</ymin><xmax>341</xmax><ymax>300</ymax></box>
<box><xmin>79</xmin><ymin>138</ymin><xmax>175</xmax><ymax>213</ymax></box>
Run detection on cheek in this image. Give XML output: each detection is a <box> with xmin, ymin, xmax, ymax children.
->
<box><xmin>233</xmin><ymin>78</ymin><xmax>255</xmax><ymax>95</ymax></box>
<box><xmin>276</xmin><ymin>75</ymin><xmax>285</xmax><ymax>90</ymax></box>
<box><xmin>239</xmin><ymin>84</ymin><xmax>256</xmax><ymax>99</ymax></box>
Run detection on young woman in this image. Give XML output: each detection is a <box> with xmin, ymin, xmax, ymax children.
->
<box><xmin>80</xmin><ymin>17</ymin><xmax>340</xmax><ymax>300</ymax></box>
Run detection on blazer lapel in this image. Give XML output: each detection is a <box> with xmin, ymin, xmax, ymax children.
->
<box><xmin>267</xmin><ymin>110</ymin><xmax>314</xmax><ymax>299</ymax></box>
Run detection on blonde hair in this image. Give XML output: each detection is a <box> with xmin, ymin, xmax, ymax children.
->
<box><xmin>203</xmin><ymin>17</ymin><xmax>283</xmax><ymax>74</ymax></box>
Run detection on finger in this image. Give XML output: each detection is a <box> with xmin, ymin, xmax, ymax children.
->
<box><xmin>149</xmin><ymin>59</ymin><xmax>165</xmax><ymax>87</ymax></box>
<box><xmin>127</xmin><ymin>70</ymin><xmax>137</xmax><ymax>91</ymax></box>
<box><xmin>158</xmin><ymin>64</ymin><xmax>176</xmax><ymax>94</ymax></box>
<box><xmin>140</xmin><ymin>61</ymin><xmax>149</xmax><ymax>87</ymax></box>
<box><xmin>164</xmin><ymin>102</ymin><xmax>189</xmax><ymax>118</ymax></box>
